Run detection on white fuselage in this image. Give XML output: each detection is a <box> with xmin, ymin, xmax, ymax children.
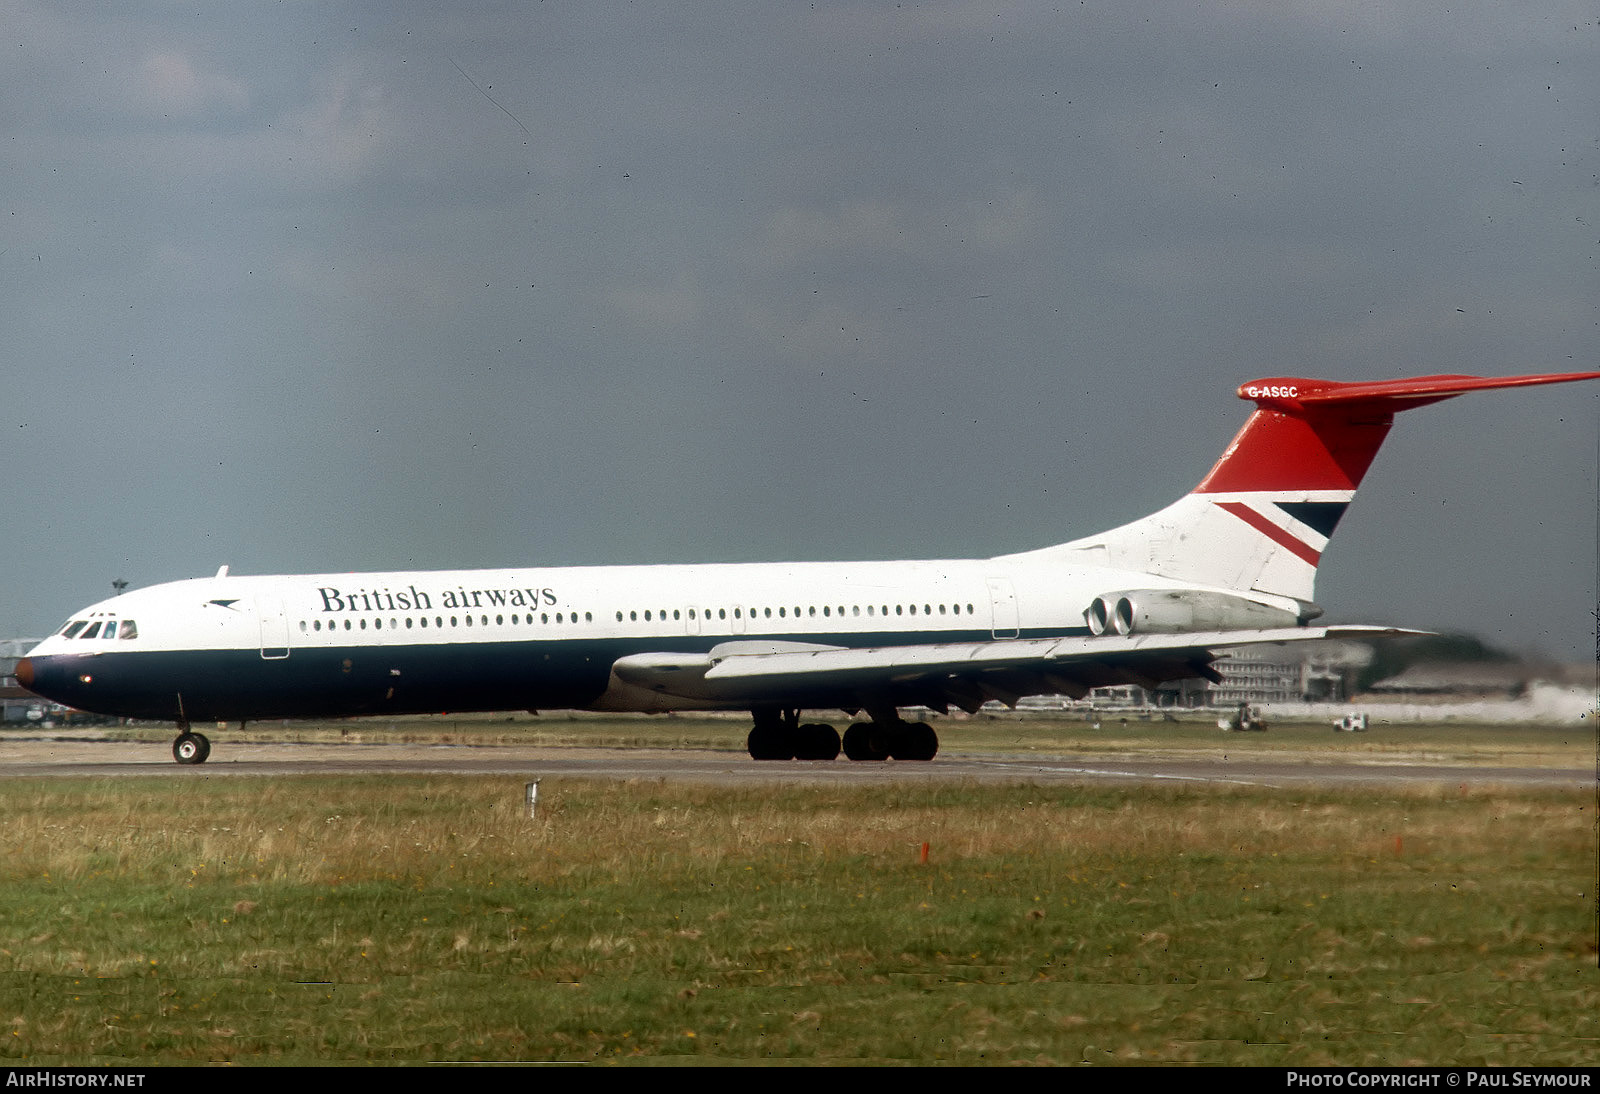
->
<box><xmin>20</xmin><ymin>554</ymin><xmax>1287</xmax><ymax>722</ymax></box>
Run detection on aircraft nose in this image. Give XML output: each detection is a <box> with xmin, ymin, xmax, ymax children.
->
<box><xmin>14</xmin><ymin>656</ymin><xmax>34</xmax><ymax>691</ymax></box>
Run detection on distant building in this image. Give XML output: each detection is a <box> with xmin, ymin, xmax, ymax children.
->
<box><xmin>1075</xmin><ymin>640</ymin><xmax>1375</xmax><ymax>710</ymax></box>
<box><xmin>1</xmin><ymin>638</ymin><xmax>44</xmax><ymax>723</ymax></box>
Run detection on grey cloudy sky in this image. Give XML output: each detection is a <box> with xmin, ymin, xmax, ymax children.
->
<box><xmin>4</xmin><ymin>2</ymin><xmax>1596</xmax><ymax>660</ymax></box>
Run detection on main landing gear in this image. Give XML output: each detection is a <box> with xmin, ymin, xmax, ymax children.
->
<box><xmin>746</xmin><ymin>709</ymin><xmax>938</xmax><ymax>762</ymax></box>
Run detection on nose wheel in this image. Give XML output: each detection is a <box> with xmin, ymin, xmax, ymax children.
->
<box><xmin>173</xmin><ymin>731</ymin><xmax>211</xmax><ymax>765</ymax></box>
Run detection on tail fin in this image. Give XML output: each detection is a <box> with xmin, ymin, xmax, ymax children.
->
<box><xmin>1054</xmin><ymin>371</ymin><xmax>1600</xmax><ymax>605</ymax></box>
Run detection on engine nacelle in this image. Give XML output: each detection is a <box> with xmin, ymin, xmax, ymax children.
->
<box><xmin>1084</xmin><ymin>589</ymin><xmax>1304</xmax><ymax>636</ymax></box>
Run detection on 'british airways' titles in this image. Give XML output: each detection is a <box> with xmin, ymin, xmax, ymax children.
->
<box><xmin>316</xmin><ymin>585</ymin><xmax>558</xmax><ymax>613</ymax></box>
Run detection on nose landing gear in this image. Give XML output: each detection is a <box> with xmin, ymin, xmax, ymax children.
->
<box><xmin>171</xmin><ymin>702</ymin><xmax>212</xmax><ymax>765</ymax></box>
<box><xmin>173</xmin><ymin>730</ymin><xmax>211</xmax><ymax>765</ymax></box>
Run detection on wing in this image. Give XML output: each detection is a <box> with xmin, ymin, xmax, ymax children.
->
<box><xmin>610</xmin><ymin>627</ymin><xmax>1419</xmax><ymax>713</ymax></box>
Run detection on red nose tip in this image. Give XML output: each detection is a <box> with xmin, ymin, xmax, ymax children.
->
<box><xmin>13</xmin><ymin>657</ymin><xmax>34</xmax><ymax>691</ymax></box>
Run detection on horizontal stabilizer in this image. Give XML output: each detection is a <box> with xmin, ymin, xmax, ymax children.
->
<box><xmin>1237</xmin><ymin>371</ymin><xmax>1600</xmax><ymax>413</ymax></box>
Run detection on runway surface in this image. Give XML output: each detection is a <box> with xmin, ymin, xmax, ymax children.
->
<box><xmin>0</xmin><ymin>736</ymin><xmax>1588</xmax><ymax>789</ymax></box>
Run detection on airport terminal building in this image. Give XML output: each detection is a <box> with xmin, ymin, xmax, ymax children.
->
<box><xmin>1039</xmin><ymin>640</ymin><xmax>1375</xmax><ymax>710</ymax></box>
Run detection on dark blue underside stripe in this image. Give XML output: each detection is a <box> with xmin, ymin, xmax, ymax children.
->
<box><xmin>26</xmin><ymin>625</ymin><xmax>1090</xmax><ymax>722</ymax></box>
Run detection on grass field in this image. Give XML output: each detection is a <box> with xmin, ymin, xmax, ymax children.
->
<box><xmin>0</xmin><ymin>720</ymin><xmax>1594</xmax><ymax>1065</ymax></box>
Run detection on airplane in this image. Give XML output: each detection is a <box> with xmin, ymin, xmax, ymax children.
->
<box><xmin>15</xmin><ymin>370</ymin><xmax>1599</xmax><ymax>765</ymax></box>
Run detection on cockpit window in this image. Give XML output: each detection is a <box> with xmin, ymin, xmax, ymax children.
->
<box><xmin>102</xmin><ymin>621</ymin><xmax>118</xmax><ymax>639</ymax></box>
<box><xmin>120</xmin><ymin>620</ymin><xmax>138</xmax><ymax>639</ymax></box>
<box><xmin>60</xmin><ymin>621</ymin><xmax>88</xmax><ymax>638</ymax></box>
<box><xmin>79</xmin><ymin>622</ymin><xmax>102</xmax><ymax>639</ymax></box>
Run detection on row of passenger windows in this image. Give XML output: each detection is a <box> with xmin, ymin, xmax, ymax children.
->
<box><xmin>303</xmin><ymin>611</ymin><xmax>593</xmax><ymax>633</ymax></box>
<box><xmin>58</xmin><ymin>619</ymin><xmax>138</xmax><ymax>640</ymax></box>
<box><xmin>296</xmin><ymin>602</ymin><xmax>980</xmax><ymax>635</ymax></box>
<box><xmin>618</xmin><ymin>603</ymin><xmax>978</xmax><ymax>622</ymax></box>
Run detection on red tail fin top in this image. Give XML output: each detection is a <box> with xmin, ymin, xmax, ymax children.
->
<box><xmin>1196</xmin><ymin>371</ymin><xmax>1600</xmax><ymax>494</ymax></box>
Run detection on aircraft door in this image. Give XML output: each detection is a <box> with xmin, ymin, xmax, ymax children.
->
<box><xmin>258</xmin><ymin>591</ymin><xmax>291</xmax><ymax>660</ymax></box>
<box><xmin>985</xmin><ymin>577</ymin><xmax>1019</xmax><ymax>640</ymax></box>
